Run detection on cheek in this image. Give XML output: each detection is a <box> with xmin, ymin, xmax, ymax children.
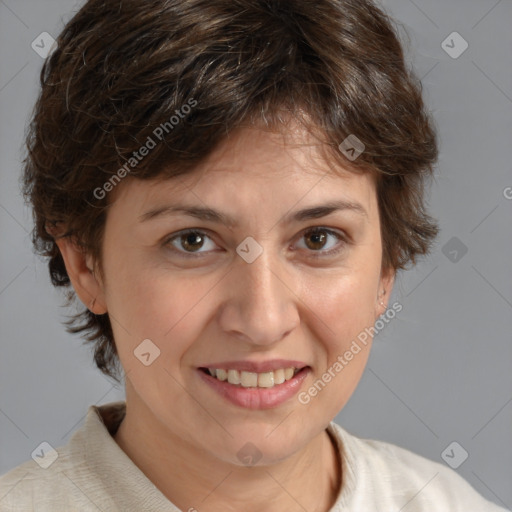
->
<box><xmin>300</xmin><ymin>225</ymin><xmax>383</xmax><ymax>346</ymax></box>
<box><xmin>297</xmin><ymin>271</ymin><xmax>379</xmax><ymax>413</ymax></box>
<box><xmin>104</xmin><ymin>256</ymin><xmax>219</xmax><ymax>362</ymax></box>
<box><xmin>305</xmin><ymin>268</ymin><xmax>379</xmax><ymax>348</ymax></box>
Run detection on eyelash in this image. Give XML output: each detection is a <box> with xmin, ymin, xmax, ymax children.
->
<box><xmin>163</xmin><ymin>227</ymin><xmax>349</xmax><ymax>259</ymax></box>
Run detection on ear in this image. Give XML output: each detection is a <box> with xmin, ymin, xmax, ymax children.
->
<box><xmin>375</xmin><ymin>266</ymin><xmax>395</xmax><ymax>318</ymax></box>
<box><xmin>55</xmin><ymin>237</ymin><xmax>107</xmax><ymax>315</ymax></box>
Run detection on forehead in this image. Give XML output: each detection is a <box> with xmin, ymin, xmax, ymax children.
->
<box><xmin>110</xmin><ymin>123</ymin><xmax>378</xmax><ymax>220</ymax></box>
<box><xmin>185</xmin><ymin>122</ymin><xmax>361</xmax><ymax>182</ymax></box>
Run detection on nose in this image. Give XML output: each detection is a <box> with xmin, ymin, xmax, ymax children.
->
<box><xmin>217</xmin><ymin>247</ymin><xmax>300</xmax><ymax>347</ymax></box>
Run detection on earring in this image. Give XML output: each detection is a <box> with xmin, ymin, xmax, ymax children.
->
<box><xmin>379</xmin><ymin>290</ymin><xmax>386</xmax><ymax>309</ymax></box>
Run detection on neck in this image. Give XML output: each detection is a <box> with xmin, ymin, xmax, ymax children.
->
<box><xmin>113</xmin><ymin>396</ymin><xmax>341</xmax><ymax>512</ymax></box>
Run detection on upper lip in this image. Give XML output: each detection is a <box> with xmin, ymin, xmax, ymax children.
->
<box><xmin>198</xmin><ymin>359</ymin><xmax>309</xmax><ymax>373</ymax></box>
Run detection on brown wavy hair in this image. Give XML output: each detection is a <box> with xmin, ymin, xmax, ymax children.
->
<box><xmin>23</xmin><ymin>0</ymin><xmax>439</xmax><ymax>383</ymax></box>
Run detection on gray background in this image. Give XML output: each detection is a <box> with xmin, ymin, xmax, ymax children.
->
<box><xmin>1</xmin><ymin>0</ymin><xmax>511</xmax><ymax>508</ymax></box>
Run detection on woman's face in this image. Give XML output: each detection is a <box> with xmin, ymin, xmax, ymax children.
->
<box><xmin>93</xmin><ymin>123</ymin><xmax>393</xmax><ymax>465</ymax></box>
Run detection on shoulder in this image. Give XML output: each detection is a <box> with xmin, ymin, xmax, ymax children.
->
<box><xmin>0</xmin><ymin>446</ymin><xmax>82</xmax><ymax>511</ymax></box>
<box><xmin>328</xmin><ymin>422</ymin><xmax>510</xmax><ymax>512</ymax></box>
<box><xmin>0</xmin><ymin>402</ymin><xmax>126</xmax><ymax>511</ymax></box>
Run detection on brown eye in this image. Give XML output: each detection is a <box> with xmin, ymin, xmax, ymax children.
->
<box><xmin>304</xmin><ymin>229</ymin><xmax>328</xmax><ymax>250</ymax></box>
<box><xmin>180</xmin><ymin>232</ymin><xmax>205</xmax><ymax>252</ymax></box>
<box><xmin>164</xmin><ymin>227</ymin><xmax>347</xmax><ymax>260</ymax></box>
<box><xmin>296</xmin><ymin>227</ymin><xmax>347</xmax><ymax>257</ymax></box>
<box><xmin>166</xmin><ymin>229</ymin><xmax>217</xmax><ymax>255</ymax></box>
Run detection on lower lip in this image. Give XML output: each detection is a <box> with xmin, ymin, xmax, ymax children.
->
<box><xmin>197</xmin><ymin>367</ymin><xmax>310</xmax><ymax>410</ymax></box>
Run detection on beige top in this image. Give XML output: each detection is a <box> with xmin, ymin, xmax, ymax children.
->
<box><xmin>0</xmin><ymin>401</ymin><xmax>508</xmax><ymax>511</ymax></box>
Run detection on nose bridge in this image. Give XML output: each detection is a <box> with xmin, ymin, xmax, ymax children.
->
<box><xmin>245</xmin><ymin>250</ymin><xmax>282</xmax><ymax>309</ymax></box>
<box><xmin>220</xmin><ymin>244</ymin><xmax>299</xmax><ymax>345</ymax></box>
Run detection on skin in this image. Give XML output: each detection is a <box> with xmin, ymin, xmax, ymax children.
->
<box><xmin>57</xmin><ymin>121</ymin><xmax>395</xmax><ymax>512</ymax></box>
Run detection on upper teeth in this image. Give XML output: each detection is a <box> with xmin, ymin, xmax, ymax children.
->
<box><xmin>207</xmin><ymin>368</ymin><xmax>300</xmax><ymax>388</ymax></box>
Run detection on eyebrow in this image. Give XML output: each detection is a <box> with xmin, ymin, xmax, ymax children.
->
<box><xmin>139</xmin><ymin>199</ymin><xmax>368</xmax><ymax>227</ymax></box>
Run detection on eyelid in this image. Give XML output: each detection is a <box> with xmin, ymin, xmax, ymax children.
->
<box><xmin>163</xmin><ymin>226</ymin><xmax>350</xmax><ymax>258</ymax></box>
<box><xmin>295</xmin><ymin>226</ymin><xmax>349</xmax><ymax>258</ymax></box>
<box><xmin>163</xmin><ymin>228</ymin><xmax>219</xmax><ymax>258</ymax></box>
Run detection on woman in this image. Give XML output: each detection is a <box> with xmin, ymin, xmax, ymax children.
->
<box><xmin>0</xmin><ymin>0</ymin><xmax>508</xmax><ymax>510</ymax></box>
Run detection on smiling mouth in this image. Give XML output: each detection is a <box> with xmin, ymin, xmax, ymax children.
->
<box><xmin>199</xmin><ymin>367</ymin><xmax>306</xmax><ymax>389</ymax></box>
